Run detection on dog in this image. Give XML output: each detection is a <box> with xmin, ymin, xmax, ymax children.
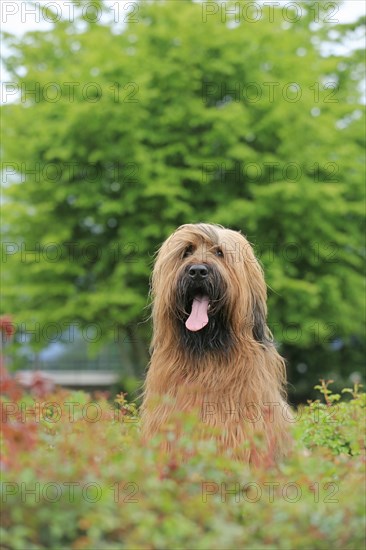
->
<box><xmin>141</xmin><ymin>223</ymin><xmax>291</xmax><ymax>464</ymax></box>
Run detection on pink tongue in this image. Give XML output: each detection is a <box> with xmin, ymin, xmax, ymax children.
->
<box><xmin>185</xmin><ymin>295</ymin><xmax>209</xmax><ymax>332</ymax></box>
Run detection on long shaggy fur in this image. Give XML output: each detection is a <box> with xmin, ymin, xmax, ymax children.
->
<box><xmin>141</xmin><ymin>223</ymin><xmax>291</xmax><ymax>464</ymax></box>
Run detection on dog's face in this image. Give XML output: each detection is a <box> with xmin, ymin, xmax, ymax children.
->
<box><xmin>152</xmin><ymin>223</ymin><xmax>271</xmax><ymax>355</ymax></box>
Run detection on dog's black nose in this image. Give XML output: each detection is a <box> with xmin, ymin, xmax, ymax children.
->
<box><xmin>188</xmin><ymin>264</ymin><xmax>208</xmax><ymax>280</ymax></box>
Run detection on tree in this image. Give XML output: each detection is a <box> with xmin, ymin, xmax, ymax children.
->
<box><xmin>1</xmin><ymin>0</ymin><xmax>364</xmax><ymax>398</ymax></box>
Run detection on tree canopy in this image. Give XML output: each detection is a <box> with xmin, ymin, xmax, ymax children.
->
<box><xmin>2</xmin><ymin>0</ymin><xmax>365</xmax><ymax>398</ymax></box>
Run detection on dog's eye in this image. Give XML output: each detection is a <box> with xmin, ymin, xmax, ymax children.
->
<box><xmin>215</xmin><ymin>248</ymin><xmax>224</xmax><ymax>258</ymax></box>
<box><xmin>183</xmin><ymin>245</ymin><xmax>194</xmax><ymax>258</ymax></box>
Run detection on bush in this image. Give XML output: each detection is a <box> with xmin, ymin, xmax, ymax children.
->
<box><xmin>1</xmin><ymin>373</ymin><xmax>365</xmax><ymax>550</ymax></box>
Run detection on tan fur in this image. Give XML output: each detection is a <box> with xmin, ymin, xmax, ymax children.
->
<box><xmin>141</xmin><ymin>223</ymin><xmax>291</xmax><ymax>465</ymax></box>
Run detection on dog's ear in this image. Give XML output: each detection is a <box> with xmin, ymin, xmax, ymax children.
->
<box><xmin>253</xmin><ymin>299</ymin><xmax>272</xmax><ymax>346</ymax></box>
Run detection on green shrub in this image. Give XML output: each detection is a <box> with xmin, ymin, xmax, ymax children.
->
<box><xmin>1</xmin><ymin>375</ymin><xmax>365</xmax><ymax>549</ymax></box>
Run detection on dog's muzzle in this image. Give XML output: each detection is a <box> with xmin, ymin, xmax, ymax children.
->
<box><xmin>184</xmin><ymin>264</ymin><xmax>209</xmax><ymax>332</ymax></box>
<box><xmin>180</xmin><ymin>263</ymin><xmax>215</xmax><ymax>332</ymax></box>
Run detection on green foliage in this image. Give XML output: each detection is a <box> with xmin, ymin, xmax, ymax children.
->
<box><xmin>1</xmin><ymin>0</ymin><xmax>365</xmax><ymax>392</ymax></box>
<box><xmin>293</xmin><ymin>380</ymin><xmax>365</xmax><ymax>456</ymax></box>
<box><xmin>1</xmin><ymin>376</ymin><xmax>365</xmax><ymax>549</ymax></box>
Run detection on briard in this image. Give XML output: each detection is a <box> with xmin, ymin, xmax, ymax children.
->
<box><xmin>141</xmin><ymin>223</ymin><xmax>291</xmax><ymax>464</ymax></box>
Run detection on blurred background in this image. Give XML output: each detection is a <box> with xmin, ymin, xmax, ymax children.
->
<box><xmin>1</xmin><ymin>0</ymin><xmax>365</xmax><ymax>403</ymax></box>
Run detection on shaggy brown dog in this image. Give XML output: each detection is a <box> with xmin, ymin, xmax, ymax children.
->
<box><xmin>141</xmin><ymin>223</ymin><xmax>291</xmax><ymax>464</ymax></box>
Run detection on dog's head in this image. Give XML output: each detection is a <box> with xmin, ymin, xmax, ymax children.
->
<box><xmin>151</xmin><ymin>223</ymin><xmax>272</xmax><ymax>355</ymax></box>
